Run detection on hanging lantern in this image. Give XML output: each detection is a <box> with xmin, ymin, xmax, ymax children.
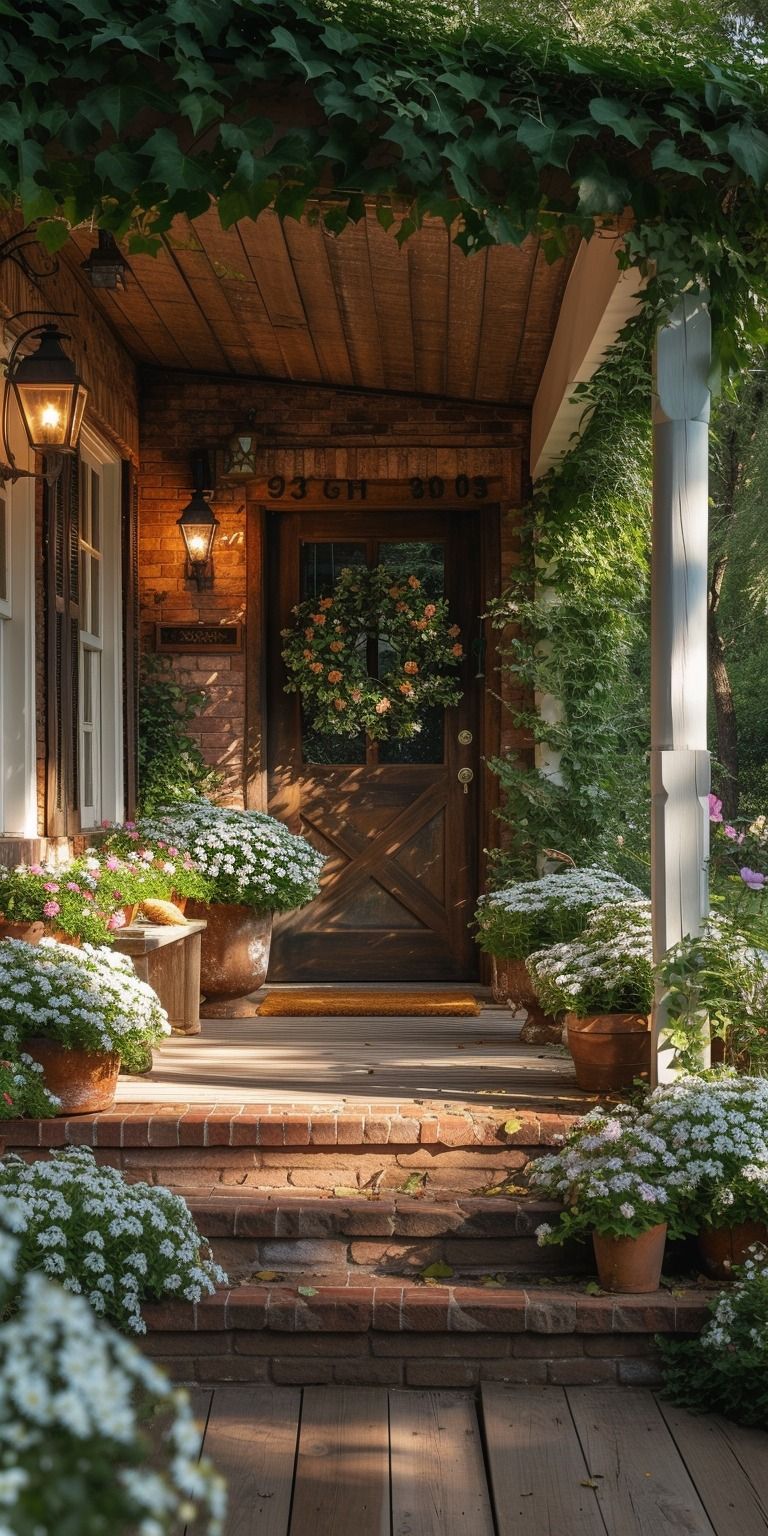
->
<box><xmin>223</xmin><ymin>429</ymin><xmax>258</xmax><ymax>477</ymax></box>
<box><xmin>177</xmin><ymin>488</ymin><xmax>219</xmax><ymax>589</ymax></box>
<box><xmin>81</xmin><ymin>230</ymin><xmax>131</xmax><ymax>291</ymax></box>
<box><xmin>9</xmin><ymin>324</ymin><xmax>88</xmax><ymax>455</ymax></box>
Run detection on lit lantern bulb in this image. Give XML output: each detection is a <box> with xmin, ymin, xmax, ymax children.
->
<box><xmin>40</xmin><ymin>403</ymin><xmax>62</xmax><ymax>440</ymax></box>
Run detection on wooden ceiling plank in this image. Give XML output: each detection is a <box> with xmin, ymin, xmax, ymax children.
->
<box><xmin>447</xmin><ymin>240</ymin><xmax>487</xmax><ymax>401</ymax></box>
<box><xmin>63</xmin><ymin>229</ymin><xmax>184</xmax><ymax>369</ymax></box>
<box><xmin>364</xmin><ymin>207</ymin><xmax>416</xmax><ymax>392</ymax></box>
<box><xmin>407</xmin><ymin>218</ymin><xmax>450</xmax><ymax>397</ymax></box>
<box><xmin>283</xmin><ymin>217</ymin><xmax>355</xmax><ymax>387</ymax></box>
<box><xmin>164</xmin><ymin>214</ymin><xmax>264</xmax><ymax>374</ymax></box>
<box><xmin>474</xmin><ymin>238</ymin><xmax>539</xmax><ymax>404</ymax></box>
<box><xmin>513</xmin><ymin>243</ymin><xmax>575</xmax><ymax>403</ymax></box>
<box><xmin>183</xmin><ymin>208</ymin><xmax>292</xmax><ymax>377</ymax></box>
<box><xmin>237</xmin><ymin>210</ymin><xmax>323</xmax><ymax>382</ymax></box>
<box><xmin>323</xmin><ymin>217</ymin><xmax>386</xmax><ymax>391</ymax></box>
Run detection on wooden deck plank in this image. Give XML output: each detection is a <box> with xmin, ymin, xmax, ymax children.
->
<box><xmin>658</xmin><ymin>1402</ymin><xmax>768</xmax><ymax>1536</ymax></box>
<box><xmin>481</xmin><ymin>1384</ymin><xmax>607</xmax><ymax>1536</ymax></box>
<box><xmin>568</xmin><ymin>1388</ymin><xmax>717</xmax><ymax>1536</ymax></box>
<box><xmin>202</xmin><ymin>1387</ymin><xmax>300</xmax><ymax>1536</ymax></box>
<box><xmin>288</xmin><ymin>1386</ymin><xmax>390</xmax><ymax>1536</ymax></box>
<box><xmin>390</xmin><ymin>1389</ymin><xmax>494</xmax><ymax>1536</ymax></box>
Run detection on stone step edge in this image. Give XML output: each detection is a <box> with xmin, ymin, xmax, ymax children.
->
<box><xmin>187</xmin><ymin>1194</ymin><xmax>562</xmax><ymax>1239</ymax></box>
<box><xmin>143</xmin><ymin>1283</ymin><xmax>711</xmax><ymax>1337</ymax></box>
<box><xmin>0</xmin><ymin>1105</ymin><xmax>580</xmax><ymax>1151</ymax></box>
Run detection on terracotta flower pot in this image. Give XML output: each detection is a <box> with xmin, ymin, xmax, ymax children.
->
<box><xmin>49</xmin><ymin>931</ymin><xmax>82</xmax><ymax>948</ymax></box>
<box><xmin>566</xmin><ymin>1011</ymin><xmax>651</xmax><ymax>1093</ymax></box>
<box><xmin>697</xmin><ymin>1221</ymin><xmax>768</xmax><ymax>1281</ymax></box>
<box><xmin>170</xmin><ymin>893</ymin><xmax>188</xmax><ymax>914</ymax></box>
<box><xmin>593</xmin><ymin>1223</ymin><xmax>667</xmax><ymax>1293</ymax></box>
<box><xmin>121</xmin><ymin>903</ymin><xmax>139</xmax><ymax>928</ymax></box>
<box><xmin>0</xmin><ymin>918</ymin><xmax>45</xmax><ymax>944</ymax></box>
<box><xmin>22</xmin><ymin>1037</ymin><xmax>121</xmax><ymax>1115</ymax></box>
<box><xmin>490</xmin><ymin>956</ymin><xmax>563</xmax><ymax>1043</ymax></box>
<box><xmin>186</xmin><ymin>899</ymin><xmax>273</xmax><ymax>1001</ymax></box>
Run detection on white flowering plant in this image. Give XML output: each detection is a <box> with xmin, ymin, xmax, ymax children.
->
<box><xmin>140</xmin><ymin>801</ymin><xmax>324</xmax><ymax>912</ymax></box>
<box><xmin>660</xmin><ymin>1245</ymin><xmax>768</xmax><ymax>1428</ymax></box>
<box><xmin>526</xmin><ymin>899</ymin><xmax>654</xmax><ymax>1017</ymax></box>
<box><xmin>474</xmin><ymin>866</ymin><xmax>644</xmax><ymax>961</ymax></box>
<box><xmin>0</xmin><ymin>939</ymin><xmax>170</xmax><ymax>1074</ymax></box>
<box><xmin>531</xmin><ymin>1104</ymin><xmax>694</xmax><ymax>1244</ymax></box>
<box><xmin>0</xmin><ymin>1148</ymin><xmax>227</xmax><ymax>1335</ymax></box>
<box><xmin>0</xmin><ymin>1193</ymin><xmax>226</xmax><ymax>1536</ymax></box>
<box><xmin>0</xmin><ymin>1051</ymin><xmax>59</xmax><ymax>1120</ymax></box>
<box><xmin>642</xmin><ymin>1075</ymin><xmax>768</xmax><ymax>1229</ymax></box>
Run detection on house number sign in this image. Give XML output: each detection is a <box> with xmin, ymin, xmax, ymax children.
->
<box><xmin>265</xmin><ymin>474</ymin><xmax>489</xmax><ymax>502</ymax></box>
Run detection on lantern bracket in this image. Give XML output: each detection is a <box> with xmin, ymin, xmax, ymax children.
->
<box><xmin>0</xmin><ymin>311</ymin><xmax>78</xmax><ymax>487</ymax></box>
<box><xmin>0</xmin><ymin>227</ymin><xmax>60</xmax><ymax>289</ymax></box>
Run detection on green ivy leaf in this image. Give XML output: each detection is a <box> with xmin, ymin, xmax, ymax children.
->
<box><xmin>517</xmin><ymin>114</ymin><xmax>571</xmax><ymax>169</ymax></box>
<box><xmin>35</xmin><ymin>218</ymin><xmax>72</xmax><ymax>252</ymax></box>
<box><xmin>727</xmin><ymin>122</ymin><xmax>768</xmax><ymax>188</ymax></box>
<box><xmin>587</xmin><ymin>97</ymin><xmax>654</xmax><ymax>148</ymax></box>
<box><xmin>270</xmin><ymin>25</ymin><xmax>333</xmax><ymax>81</ymax></box>
<box><xmin>573</xmin><ymin>156</ymin><xmax>630</xmax><ymax>214</ymax></box>
<box><xmin>651</xmin><ymin>139</ymin><xmax>722</xmax><ymax>181</ymax></box>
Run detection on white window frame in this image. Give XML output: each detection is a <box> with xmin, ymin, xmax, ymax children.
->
<box><xmin>0</xmin><ymin>386</ymin><xmax>36</xmax><ymax>837</ymax></box>
<box><xmin>77</xmin><ymin>425</ymin><xmax>124</xmax><ymax>829</ymax></box>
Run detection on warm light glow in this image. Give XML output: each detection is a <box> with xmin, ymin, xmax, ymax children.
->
<box><xmin>186</xmin><ymin>532</ymin><xmax>209</xmax><ymax>559</ymax></box>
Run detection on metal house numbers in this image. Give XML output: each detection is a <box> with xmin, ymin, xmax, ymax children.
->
<box><xmin>264</xmin><ymin>474</ymin><xmax>490</xmax><ymax>502</ymax></box>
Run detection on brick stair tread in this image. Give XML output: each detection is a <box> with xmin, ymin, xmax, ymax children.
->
<box><xmin>143</xmin><ymin>1278</ymin><xmax>713</xmax><ymax>1335</ymax></box>
<box><xmin>187</xmin><ymin>1192</ymin><xmax>562</xmax><ymax>1238</ymax></box>
<box><xmin>0</xmin><ymin>1102</ymin><xmax>580</xmax><ymax>1150</ymax></box>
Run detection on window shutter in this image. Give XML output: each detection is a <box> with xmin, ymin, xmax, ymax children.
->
<box><xmin>44</xmin><ymin>458</ymin><xmax>81</xmax><ymax>837</ymax></box>
<box><xmin>121</xmin><ymin>459</ymin><xmax>139</xmax><ymax>817</ymax></box>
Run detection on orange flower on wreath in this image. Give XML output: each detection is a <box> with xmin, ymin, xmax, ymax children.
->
<box><xmin>448</xmin><ymin>624</ymin><xmax>460</xmax><ymax>637</ymax></box>
<box><xmin>407</xmin><ymin>575</ymin><xmax>420</xmax><ymax>589</ymax></box>
<box><xmin>311</xmin><ymin>612</ymin><xmax>327</xmax><ymax>626</ymax></box>
<box><xmin>424</xmin><ymin>603</ymin><xmax>437</xmax><ymax>619</ymax></box>
<box><xmin>305</xmin><ymin>627</ymin><xmax>315</xmax><ymax>641</ymax></box>
<box><xmin>333</xmin><ymin>697</ymin><xmax>347</xmax><ymax>711</ymax></box>
<box><xmin>319</xmin><ymin>596</ymin><xmax>334</xmax><ymax>610</ymax></box>
<box><xmin>399</xmin><ymin>682</ymin><xmax>414</xmax><ymax>696</ymax></box>
<box><xmin>451</xmin><ymin>643</ymin><xmax>464</xmax><ymax>657</ymax></box>
<box><xmin>351</xmin><ymin>687</ymin><xmax>363</xmax><ymax>702</ymax></box>
<box><xmin>310</xmin><ymin>662</ymin><xmax>323</xmax><ymax>674</ymax></box>
<box><xmin>327</xmin><ymin>669</ymin><xmax>343</xmax><ymax>684</ymax></box>
<box><xmin>396</xmin><ymin>602</ymin><xmax>408</xmax><ymax>612</ymax></box>
<box><xmin>404</xmin><ymin>661</ymin><xmax>419</xmax><ymax>675</ymax></box>
<box><xmin>388</xmin><ymin>585</ymin><xmax>401</xmax><ymax>598</ymax></box>
<box><xmin>375</xmin><ymin>697</ymin><xmax>391</xmax><ymax>714</ymax></box>
<box><xmin>330</xmin><ymin>640</ymin><xmax>344</xmax><ymax>653</ymax></box>
<box><xmin>303</xmin><ymin>648</ymin><xmax>313</xmax><ymax>660</ymax></box>
<box><xmin>411</xmin><ymin>619</ymin><xmax>427</xmax><ymax>631</ymax></box>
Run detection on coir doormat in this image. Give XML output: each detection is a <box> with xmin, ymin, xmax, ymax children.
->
<box><xmin>257</xmin><ymin>989</ymin><xmax>481</xmax><ymax>1017</ymax></box>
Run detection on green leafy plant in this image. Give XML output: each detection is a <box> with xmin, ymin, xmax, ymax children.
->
<box><xmin>0</xmin><ymin>940</ymin><xmax>170</xmax><ymax>1074</ymax></box>
<box><xmin>0</xmin><ymin>1195</ymin><xmax>226</xmax><ymax>1536</ymax></box>
<box><xmin>660</xmin><ymin>1246</ymin><xmax>768</xmax><ymax>1427</ymax></box>
<box><xmin>100</xmin><ymin>823</ymin><xmax>213</xmax><ymax>903</ymax></box>
<box><xmin>658</xmin><ymin>916</ymin><xmax>768</xmax><ymax>1074</ymax></box>
<box><xmin>0</xmin><ymin>1148</ymin><xmax>226</xmax><ymax>1334</ymax></box>
<box><xmin>0</xmin><ymin>1050</ymin><xmax>60</xmax><ymax>1120</ymax></box>
<box><xmin>282</xmin><ymin>564</ymin><xmax>464</xmax><ymax>740</ymax></box>
<box><xmin>140</xmin><ymin>802</ymin><xmax>325</xmax><ymax>912</ymax></box>
<box><xmin>0</xmin><ymin>859</ymin><xmax>124</xmax><ymax>944</ymax></box>
<box><xmin>526</xmin><ymin>898</ymin><xmax>654</xmax><ymax>1016</ymax></box>
<box><xmin>138</xmin><ymin>657</ymin><xmax>222</xmax><ymax>814</ymax></box>
<box><xmin>474</xmin><ymin>865</ymin><xmax>644</xmax><ymax>960</ymax></box>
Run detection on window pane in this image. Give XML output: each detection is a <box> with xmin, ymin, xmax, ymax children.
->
<box><xmin>82</xmin><ymin>648</ymin><xmax>93</xmax><ymax>724</ymax></box>
<box><xmin>300</xmin><ymin>541</ymin><xmax>366</xmax><ymax>601</ymax></box>
<box><xmin>379</xmin><ymin>707</ymin><xmax>444</xmax><ymax>764</ymax></box>
<box><xmin>80</xmin><ymin>459</ymin><xmax>90</xmax><ymax>545</ymax></box>
<box><xmin>378</xmin><ymin>540</ymin><xmax>444</xmax><ymax>597</ymax></box>
<box><xmin>377</xmin><ymin>541</ymin><xmax>446</xmax><ymax>763</ymax></box>
<box><xmin>90</xmin><ymin>555</ymin><xmax>100</xmax><ymax>637</ymax></box>
<box><xmin>90</xmin><ymin>469</ymin><xmax>100</xmax><ymax>550</ymax></box>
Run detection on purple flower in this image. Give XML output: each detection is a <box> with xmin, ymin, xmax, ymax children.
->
<box><xmin>43</xmin><ymin>882</ymin><xmax>59</xmax><ymax>893</ymax></box>
<box><xmin>724</xmin><ymin>825</ymin><xmax>746</xmax><ymax>845</ymax></box>
<box><xmin>740</xmin><ymin>867</ymin><xmax>766</xmax><ymax>890</ymax></box>
<box><xmin>42</xmin><ymin>900</ymin><xmax>60</xmax><ymax>917</ymax></box>
<box><xmin>709</xmin><ymin>794</ymin><xmax>724</xmax><ymax>823</ymax></box>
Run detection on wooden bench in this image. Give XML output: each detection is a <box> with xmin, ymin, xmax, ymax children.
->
<box><xmin>113</xmin><ymin>919</ymin><xmax>206</xmax><ymax>1036</ymax></box>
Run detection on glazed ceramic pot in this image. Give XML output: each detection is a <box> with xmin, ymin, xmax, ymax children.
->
<box><xmin>593</xmin><ymin>1223</ymin><xmax>667</xmax><ymax>1293</ymax></box>
<box><xmin>697</xmin><ymin>1221</ymin><xmax>768</xmax><ymax>1281</ymax></box>
<box><xmin>22</xmin><ymin>1037</ymin><xmax>121</xmax><ymax>1114</ymax></box>
<box><xmin>0</xmin><ymin>918</ymin><xmax>45</xmax><ymax>944</ymax></box>
<box><xmin>566</xmin><ymin>1012</ymin><xmax>652</xmax><ymax>1093</ymax></box>
<box><xmin>186</xmin><ymin>900</ymin><xmax>272</xmax><ymax>1001</ymax></box>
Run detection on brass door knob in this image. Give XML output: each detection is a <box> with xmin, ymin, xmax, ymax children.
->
<box><xmin>457</xmin><ymin>767</ymin><xmax>474</xmax><ymax>794</ymax></box>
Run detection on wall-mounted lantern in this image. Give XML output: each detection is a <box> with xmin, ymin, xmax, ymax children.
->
<box><xmin>222</xmin><ymin>414</ymin><xmax>258</xmax><ymax>478</ymax></box>
<box><xmin>1</xmin><ymin>321</ymin><xmax>88</xmax><ymax>486</ymax></box>
<box><xmin>177</xmin><ymin>452</ymin><xmax>219</xmax><ymax>590</ymax></box>
<box><xmin>81</xmin><ymin>230</ymin><xmax>131</xmax><ymax>291</ymax></box>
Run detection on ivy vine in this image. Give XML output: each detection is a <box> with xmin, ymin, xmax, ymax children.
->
<box><xmin>488</xmin><ymin>314</ymin><xmax>654</xmax><ymax>885</ymax></box>
<box><xmin>1</xmin><ymin>0</ymin><xmax>768</xmax><ymax>363</ymax></box>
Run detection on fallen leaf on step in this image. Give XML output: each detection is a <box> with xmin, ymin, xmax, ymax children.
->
<box><xmin>580</xmin><ymin>1480</ymin><xmax>601</xmax><ymax>1489</ymax></box>
<box><xmin>503</xmin><ymin>1117</ymin><xmax>523</xmax><ymax>1136</ymax></box>
<box><xmin>298</xmin><ymin>1286</ymin><xmax>317</xmax><ymax>1298</ymax></box>
<box><xmin>333</xmin><ymin>1186</ymin><xmax>359</xmax><ymax>1199</ymax></box>
<box><xmin>252</xmin><ymin>1271</ymin><xmax>282</xmax><ymax>1283</ymax></box>
<box><xmin>400</xmin><ymin>1172</ymin><xmax>427</xmax><ymax>1194</ymax></box>
<box><xmin>584</xmin><ymin>1282</ymin><xmax>605</xmax><ymax>1296</ymax></box>
<box><xmin>420</xmin><ymin>1261</ymin><xmax>453</xmax><ymax>1280</ymax></box>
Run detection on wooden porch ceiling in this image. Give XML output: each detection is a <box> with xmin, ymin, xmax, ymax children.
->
<box><xmin>64</xmin><ymin>208</ymin><xmax>576</xmax><ymax>406</ymax></box>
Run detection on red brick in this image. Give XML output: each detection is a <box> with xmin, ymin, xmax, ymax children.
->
<box><xmin>272</xmin><ymin>1358</ymin><xmax>334</xmax><ymax>1385</ymax></box>
<box><xmin>363</xmin><ymin>1117</ymin><xmax>391</xmax><ymax>1144</ymax></box>
<box><xmin>230</xmin><ymin>1115</ymin><xmax>265</xmax><ymax>1147</ymax></box>
<box><xmin>197</xmin><ymin>1357</ymin><xmax>271</xmax><ymax>1383</ymax></box>
<box><xmin>405</xmin><ymin>1360</ymin><xmax>480</xmax><ymax>1387</ymax></box>
<box><xmin>480</xmin><ymin>1360</ymin><xmax>549</xmax><ymax>1383</ymax></box>
<box><xmin>333</xmin><ymin>1358</ymin><xmax>403</xmax><ymax>1386</ymax></box>
<box><xmin>617</xmin><ymin>1358</ymin><xmax>663</xmax><ymax>1386</ymax></box>
<box><xmin>335</xmin><ymin>1116</ymin><xmax>365</xmax><ymax>1145</ymax></box>
<box><xmin>281</xmin><ymin>1116</ymin><xmax>311</xmax><ymax>1146</ymax></box>
<box><xmin>309</xmin><ymin>1117</ymin><xmax>338</xmax><ymax>1146</ymax></box>
<box><xmin>371</xmin><ymin>1333</ymin><xmax>509</xmax><ymax>1358</ymax></box>
<box><xmin>234</xmin><ymin>1333</ymin><xmax>368</xmax><ymax>1357</ymax></box>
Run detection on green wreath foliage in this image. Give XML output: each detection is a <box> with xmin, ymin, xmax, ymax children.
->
<box><xmin>281</xmin><ymin>564</ymin><xmax>464</xmax><ymax>740</ymax></box>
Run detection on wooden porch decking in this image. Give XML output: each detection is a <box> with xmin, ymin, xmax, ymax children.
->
<box><xmin>117</xmin><ymin>997</ymin><xmax>590</xmax><ymax>1109</ymax></box>
<box><xmin>191</xmin><ymin>1383</ymin><xmax>768</xmax><ymax>1536</ymax></box>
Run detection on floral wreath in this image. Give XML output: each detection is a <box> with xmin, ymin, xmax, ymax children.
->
<box><xmin>281</xmin><ymin>565</ymin><xmax>464</xmax><ymax>740</ymax></box>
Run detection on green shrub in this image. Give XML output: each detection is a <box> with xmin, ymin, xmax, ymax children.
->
<box><xmin>138</xmin><ymin>657</ymin><xmax>222</xmax><ymax>813</ymax></box>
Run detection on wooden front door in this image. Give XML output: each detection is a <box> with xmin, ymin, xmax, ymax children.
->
<box><xmin>267</xmin><ymin>509</ymin><xmax>482</xmax><ymax>981</ymax></box>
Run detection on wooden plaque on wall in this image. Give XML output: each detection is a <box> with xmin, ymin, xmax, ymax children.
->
<box><xmin>154</xmin><ymin>622</ymin><xmax>243</xmax><ymax>653</ymax></box>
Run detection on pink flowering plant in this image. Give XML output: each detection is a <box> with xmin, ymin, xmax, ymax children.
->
<box><xmin>99</xmin><ymin>821</ymin><xmax>213</xmax><ymax>903</ymax></box>
<box><xmin>708</xmin><ymin>792</ymin><xmax>768</xmax><ymax>910</ymax></box>
<box><xmin>531</xmin><ymin>1103</ymin><xmax>696</xmax><ymax>1245</ymax></box>
<box><xmin>0</xmin><ymin>859</ymin><xmax>120</xmax><ymax>944</ymax></box>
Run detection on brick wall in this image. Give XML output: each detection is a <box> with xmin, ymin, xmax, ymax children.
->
<box><xmin>138</xmin><ymin>370</ymin><xmax>534</xmax><ymax>831</ymax></box>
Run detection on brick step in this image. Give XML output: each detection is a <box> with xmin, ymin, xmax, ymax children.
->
<box><xmin>188</xmin><ymin>1193</ymin><xmax>586</xmax><ymax>1279</ymax></box>
<box><xmin>0</xmin><ymin>1103</ymin><xmax>579</xmax><ymax>1195</ymax></box>
<box><xmin>140</xmin><ymin>1277</ymin><xmax>713</xmax><ymax>1390</ymax></box>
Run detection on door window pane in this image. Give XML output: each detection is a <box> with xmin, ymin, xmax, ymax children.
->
<box><xmin>378</xmin><ymin>541</ymin><xmax>445</xmax><ymax>763</ymax></box>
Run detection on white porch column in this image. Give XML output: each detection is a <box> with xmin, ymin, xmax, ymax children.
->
<box><xmin>651</xmin><ymin>294</ymin><xmax>711</xmax><ymax>1082</ymax></box>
